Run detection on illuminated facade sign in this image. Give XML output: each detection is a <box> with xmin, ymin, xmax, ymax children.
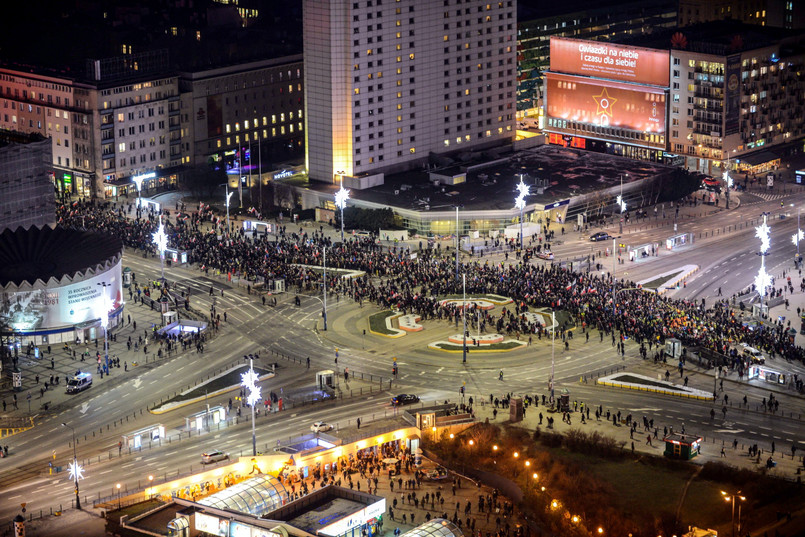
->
<box><xmin>550</xmin><ymin>37</ymin><xmax>670</xmax><ymax>87</ymax></box>
<box><xmin>545</xmin><ymin>72</ymin><xmax>667</xmax><ymax>149</ymax></box>
<box><xmin>318</xmin><ymin>499</ymin><xmax>386</xmax><ymax>537</ymax></box>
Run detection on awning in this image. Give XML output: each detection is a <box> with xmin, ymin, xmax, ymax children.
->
<box><xmin>740</xmin><ymin>150</ymin><xmax>779</xmax><ymax>167</ymax></box>
<box><xmin>103</xmin><ymin>177</ymin><xmax>133</xmax><ymax>186</ymax></box>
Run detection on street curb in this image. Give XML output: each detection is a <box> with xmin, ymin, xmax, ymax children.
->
<box><xmin>368</xmin><ymin>312</ymin><xmax>405</xmax><ymax>338</ymax></box>
<box><xmin>427</xmin><ymin>340</ymin><xmax>527</xmax><ymax>353</ymax></box>
<box><xmin>596</xmin><ymin>378</ymin><xmax>714</xmax><ymax>401</ymax></box>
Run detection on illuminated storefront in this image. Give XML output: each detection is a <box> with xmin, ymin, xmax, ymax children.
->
<box><xmin>103</xmin><ymin>170</ymin><xmax>179</xmax><ymax>199</ymax></box>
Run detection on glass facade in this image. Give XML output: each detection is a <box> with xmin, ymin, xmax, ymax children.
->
<box><xmin>399</xmin><ymin>519</ymin><xmax>463</xmax><ymax>537</ymax></box>
<box><xmin>198</xmin><ymin>474</ymin><xmax>287</xmax><ymax>515</ymax></box>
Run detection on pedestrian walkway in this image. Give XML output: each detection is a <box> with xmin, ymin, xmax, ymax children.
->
<box><xmin>475</xmin><ymin>392</ymin><xmax>804</xmax><ymax>483</ymax></box>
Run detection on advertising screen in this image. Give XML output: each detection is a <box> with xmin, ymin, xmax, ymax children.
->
<box><xmin>0</xmin><ymin>264</ymin><xmax>122</xmax><ymax>332</ymax></box>
<box><xmin>550</xmin><ymin>37</ymin><xmax>670</xmax><ymax>87</ymax></box>
<box><xmin>545</xmin><ymin>73</ymin><xmax>666</xmax><ymax>135</ymax></box>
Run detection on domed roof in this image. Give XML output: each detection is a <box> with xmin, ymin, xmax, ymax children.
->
<box><xmin>0</xmin><ymin>226</ymin><xmax>123</xmax><ymax>288</ymax></box>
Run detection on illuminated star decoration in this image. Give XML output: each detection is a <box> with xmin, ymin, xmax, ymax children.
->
<box><xmin>755</xmin><ymin>219</ymin><xmax>771</xmax><ymax>253</ymax></box>
<box><xmin>754</xmin><ymin>264</ymin><xmax>773</xmax><ymax>297</ymax></box>
<box><xmin>151</xmin><ymin>219</ymin><xmax>168</xmax><ymax>257</ymax></box>
<box><xmin>241</xmin><ymin>367</ymin><xmax>262</xmax><ymax>407</ymax></box>
<box><xmin>724</xmin><ymin>170</ymin><xmax>734</xmax><ymax>189</ymax></box>
<box><xmin>616</xmin><ymin>195</ymin><xmax>627</xmax><ymax>213</ymax></box>
<box><xmin>98</xmin><ymin>291</ymin><xmax>113</xmax><ymax>331</ymax></box>
<box><xmin>793</xmin><ymin>229</ymin><xmax>804</xmax><ymax>247</ymax></box>
<box><xmin>592</xmin><ymin>88</ymin><xmax>618</xmax><ymax>120</ymax></box>
<box><xmin>334</xmin><ymin>186</ymin><xmax>350</xmax><ymax>210</ymax></box>
<box><xmin>68</xmin><ymin>460</ymin><xmax>85</xmax><ymax>481</ymax></box>
<box><xmin>514</xmin><ymin>178</ymin><xmax>530</xmax><ymax>210</ymax></box>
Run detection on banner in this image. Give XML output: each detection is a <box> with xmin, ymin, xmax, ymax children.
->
<box><xmin>0</xmin><ymin>264</ymin><xmax>122</xmax><ymax>332</ymax></box>
<box><xmin>550</xmin><ymin>37</ymin><xmax>670</xmax><ymax>87</ymax></box>
<box><xmin>724</xmin><ymin>53</ymin><xmax>742</xmax><ymax>136</ymax></box>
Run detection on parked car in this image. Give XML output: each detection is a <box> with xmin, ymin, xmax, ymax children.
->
<box><xmin>390</xmin><ymin>394</ymin><xmax>419</xmax><ymax>406</ymax></box>
<box><xmin>310</xmin><ymin>421</ymin><xmax>333</xmax><ymax>433</ymax></box>
<box><xmin>201</xmin><ymin>450</ymin><xmax>229</xmax><ymax>464</ymax></box>
<box><xmin>589</xmin><ymin>232</ymin><xmax>612</xmax><ymax>242</ymax></box>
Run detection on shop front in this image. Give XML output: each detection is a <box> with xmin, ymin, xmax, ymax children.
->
<box><xmin>104</xmin><ymin>170</ymin><xmax>179</xmax><ymax>199</ymax></box>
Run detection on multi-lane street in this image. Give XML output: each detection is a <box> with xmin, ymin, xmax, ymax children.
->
<box><xmin>2</xmin><ymin>187</ymin><xmax>805</xmax><ymax>526</ymax></box>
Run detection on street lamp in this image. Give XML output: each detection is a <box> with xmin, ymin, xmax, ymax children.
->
<box><xmin>334</xmin><ymin>186</ymin><xmax>350</xmax><ymax>242</ymax></box>
<box><xmin>322</xmin><ymin>246</ymin><xmax>328</xmax><ymax>331</ymax></box>
<box><xmin>62</xmin><ymin>422</ymin><xmax>83</xmax><ymax>509</ymax></box>
<box><xmin>132</xmin><ymin>174</ymin><xmax>145</xmax><ymax>207</ymax></box>
<box><xmin>514</xmin><ymin>176</ymin><xmax>530</xmax><ymax>249</ymax></box>
<box><xmin>225</xmin><ymin>185</ymin><xmax>234</xmax><ymax>236</ymax></box>
<box><xmin>462</xmin><ymin>273</ymin><xmax>467</xmax><ymax>364</ymax></box>
<box><xmin>791</xmin><ymin>206</ymin><xmax>803</xmax><ymax>263</ymax></box>
<box><xmin>549</xmin><ymin>309</ymin><xmax>555</xmax><ymax>406</ymax></box>
<box><xmin>116</xmin><ymin>483</ymin><xmax>122</xmax><ymax>509</ymax></box>
<box><xmin>721</xmin><ymin>490</ymin><xmax>746</xmax><ymax>537</ymax></box>
<box><xmin>151</xmin><ymin>215</ymin><xmax>168</xmax><ymax>281</ymax></box>
<box><xmin>617</xmin><ymin>174</ymin><xmax>628</xmax><ymax>233</ymax></box>
<box><xmin>241</xmin><ymin>357</ymin><xmax>261</xmax><ymax>457</ymax></box>
<box><xmin>754</xmin><ymin>214</ymin><xmax>772</xmax><ymax>319</ymax></box>
<box><xmin>97</xmin><ymin>283</ymin><xmax>112</xmax><ymax>372</ymax></box>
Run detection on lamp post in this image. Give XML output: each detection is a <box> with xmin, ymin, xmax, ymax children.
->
<box><xmin>721</xmin><ymin>490</ymin><xmax>746</xmax><ymax>537</ymax></box>
<box><xmin>62</xmin><ymin>422</ymin><xmax>82</xmax><ymax>509</ymax></box>
<box><xmin>334</xmin><ymin>186</ymin><xmax>350</xmax><ymax>242</ymax></box>
<box><xmin>455</xmin><ymin>206</ymin><xmax>460</xmax><ymax>285</ymax></box>
<box><xmin>792</xmin><ymin>206</ymin><xmax>803</xmax><ymax>264</ymax></box>
<box><xmin>225</xmin><ymin>185</ymin><xmax>233</xmax><ymax>236</ymax></box>
<box><xmin>755</xmin><ymin>214</ymin><xmax>772</xmax><ymax>320</ymax></box>
<box><xmin>617</xmin><ymin>174</ymin><xmax>627</xmax><ymax>233</ymax></box>
<box><xmin>549</xmin><ymin>308</ymin><xmax>555</xmax><ymax>406</ymax></box>
<box><xmin>515</xmin><ymin>176</ymin><xmax>530</xmax><ymax>249</ymax></box>
<box><xmin>116</xmin><ymin>483</ymin><xmax>122</xmax><ymax>509</ymax></box>
<box><xmin>462</xmin><ymin>273</ymin><xmax>467</xmax><ymax>364</ymax></box>
<box><xmin>151</xmin><ymin>215</ymin><xmax>168</xmax><ymax>281</ymax></box>
<box><xmin>132</xmin><ymin>175</ymin><xmax>145</xmax><ymax>210</ymax></box>
<box><xmin>241</xmin><ymin>357</ymin><xmax>261</xmax><ymax>457</ymax></box>
<box><xmin>97</xmin><ymin>283</ymin><xmax>112</xmax><ymax>371</ymax></box>
<box><xmin>322</xmin><ymin>246</ymin><xmax>328</xmax><ymax>331</ymax></box>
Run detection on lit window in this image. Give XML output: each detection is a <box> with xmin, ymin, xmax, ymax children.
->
<box><xmin>410</xmin><ymin>147</ymin><xmax>416</xmax><ymax>153</ymax></box>
<box><xmin>118</xmin><ymin>143</ymin><xmax>125</xmax><ymax>153</ymax></box>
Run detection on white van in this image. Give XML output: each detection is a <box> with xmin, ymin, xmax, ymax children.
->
<box><xmin>740</xmin><ymin>344</ymin><xmax>765</xmax><ymax>364</ymax></box>
<box><xmin>66</xmin><ymin>372</ymin><xmax>93</xmax><ymax>394</ymax></box>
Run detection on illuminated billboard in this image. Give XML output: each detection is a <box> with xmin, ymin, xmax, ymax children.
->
<box><xmin>550</xmin><ymin>37</ymin><xmax>670</xmax><ymax>87</ymax></box>
<box><xmin>0</xmin><ymin>264</ymin><xmax>122</xmax><ymax>332</ymax></box>
<box><xmin>545</xmin><ymin>72</ymin><xmax>666</xmax><ymax>136</ymax></box>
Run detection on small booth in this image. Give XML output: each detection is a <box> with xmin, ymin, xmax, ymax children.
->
<box><xmin>243</xmin><ymin>220</ymin><xmax>276</xmax><ymax>236</ymax></box>
<box><xmin>665</xmin><ymin>338</ymin><xmax>682</xmax><ymax>359</ymax></box>
<box><xmin>270</xmin><ymin>279</ymin><xmax>286</xmax><ymax>294</ymax></box>
<box><xmin>186</xmin><ymin>406</ymin><xmax>227</xmax><ymax>432</ymax></box>
<box><xmin>629</xmin><ymin>243</ymin><xmax>657</xmax><ymax>261</ymax></box>
<box><xmin>666</xmin><ymin>233</ymin><xmax>693</xmax><ymax>250</ymax></box>
<box><xmin>316</xmin><ymin>370</ymin><xmax>335</xmax><ymax>389</ymax></box>
<box><xmin>136</xmin><ymin>198</ymin><xmax>161</xmax><ymax>213</ymax></box>
<box><xmin>124</xmin><ymin>424</ymin><xmax>166</xmax><ymax>449</ymax></box>
<box><xmin>123</xmin><ymin>267</ymin><xmax>133</xmax><ymax>288</ymax></box>
<box><xmin>164</xmin><ymin>248</ymin><xmax>188</xmax><ymax>266</ymax></box>
<box><xmin>746</xmin><ymin>365</ymin><xmax>786</xmax><ymax>384</ymax></box>
<box><xmin>663</xmin><ymin>432</ymin><xmax>702</xmax><ymax>460</ymax></box>
<box><xmin>558</xmin><ymin>388</ymin><xmax>570</xmax><ymax>412</ymax></box>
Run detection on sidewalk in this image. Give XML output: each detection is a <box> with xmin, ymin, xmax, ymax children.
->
<box><xmin>475</xmin><ymin>389</ymin><xmax>805</xmax><ymax>483</ymax></box>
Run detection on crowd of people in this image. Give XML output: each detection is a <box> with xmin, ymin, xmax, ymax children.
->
<box><xmin>56</xmin><ymin>199</ymin><xmax>805</xmax><ymax>375</ymax></box>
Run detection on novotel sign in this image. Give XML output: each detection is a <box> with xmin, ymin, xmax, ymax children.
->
<box><xmin>273</xmin><ymin>170</ymin><xmax>296</xmax><ymax>180</ymax></box>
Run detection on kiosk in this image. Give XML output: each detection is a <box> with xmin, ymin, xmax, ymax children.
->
<box><xmin>666</xmin><ymin>233</ymin><xmax>693</xmax><ymax>250</ymax></box>
<box><xmin>124</xmin><ymin>424</ymin><xmax>166</xmax><ymax>449</ymax></box>
<box><xmin>186</xmin><ymin>406</ymin><xmax>227</xmax><ymax>432</ymax></box>
<box><xmin>663</xmin><ymin>432</ymin><xmax>702</xmax><ymax>460</ymax></box>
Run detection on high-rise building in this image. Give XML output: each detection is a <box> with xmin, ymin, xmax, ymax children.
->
<box><xmin>0</xmin><ymin>130</ymin><xmax>55</xmax><ymax>232</ymax></box>
<box><xmin>304</xmin><ymin>0</ymin><xmax>517</xmax><ymax>185</ymax></box>
<box><xmin>678</xmin><ymin>0</ymin><xmax>803</xmax><ymax>29</ymax></box>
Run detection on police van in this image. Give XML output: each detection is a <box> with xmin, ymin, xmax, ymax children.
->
<box><xmin>66</xmin><ymin>372</ymin><xmax>93</xmax><ymax>394</ymax></box>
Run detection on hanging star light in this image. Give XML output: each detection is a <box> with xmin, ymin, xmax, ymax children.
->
<box><xmin>754</xmin><ymin>264</ymin><xmax>773</xmax><ymax>297</ymax></box>
<box><xmin>514</xmin><ymin>196</ymin><xmax>526</xmax><ymax>211</ymax></box>
<box><xmin>755</xmin><ymin>219</ymin><xmax>771</xmax><ymax>253</ymax></box>
<box><xmin>334</xmin><ymin>186</ymin><xmax>350</xmax><ymax>210</ymax></box>
<box><xmin>152</xmin><ymin>221</ymin><xmax>168</xmax><ymax>257</ymax></box>
<box><xmin>616</xmin><ymin>195</ymin><xmax>627</xmax><ymax>213</ymax></box>
<box><xmin>240</xmin><ymin>367</ymin><xmax>262</xmax><ymax>407</ymax></box>
<box><xmin>793</xmin><ymin>229</ymin><xmax>805</xmax><ymax>246</ymax></box>
<box><xmin>68</xmin><ymin>460</ymin><xmax>85</xmax><ymax>482</ymax></box>
<box><xmin>515</xmin><ymin>177</ymin><xmax>530</xmax><ymax>199</ymax></box>
<box><xmin>724</xmin><ymin>170</ymin><xmax>734</xmax><ymax>189</ymax></box>
<box><xmin>98</xmin><ymin>291</ymin><xmax>113</xmax><ymax>331</ymax></box>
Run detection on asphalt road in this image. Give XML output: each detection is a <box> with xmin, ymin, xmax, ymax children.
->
<box><xmin>3</xmin><ymin>188</ymin><xmax>805</xmax><ymax>525</ymax></box>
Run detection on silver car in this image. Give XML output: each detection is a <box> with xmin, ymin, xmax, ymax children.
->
<box><xmin>201</xmin><ymin>450</ymin><xmax>229</xmax><ymax>464</ymax></box>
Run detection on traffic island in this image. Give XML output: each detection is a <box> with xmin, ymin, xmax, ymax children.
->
<box><xmin>368</xmin><ymin>310</ymin><xmax>405</xmax><ymax>338</ymax></box>
<box><xmin>150</xmin><ymin>364</ymin><xmax>275</xmax><ymax>414</ymax></box>
<box><xmin>597</xmin><ymin>372</ymin><xmax>713</xmax><ymax>400</ymax></box>
<box><xmin>428</xmin><ymin>338</ymin><xmax>526</xmax><ymax>352</ymax></box>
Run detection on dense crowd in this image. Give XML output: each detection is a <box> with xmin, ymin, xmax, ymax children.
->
<box><xmin>56</xmin><ymin>200</ymin><xmax>805</xmax><ymax>372</ymax></box>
